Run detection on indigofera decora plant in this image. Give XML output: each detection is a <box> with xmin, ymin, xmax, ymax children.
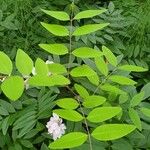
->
<box><xmin>0</xmin><ymin>4</ymin><xmax>149</xmax><ymax>150</ymax></box>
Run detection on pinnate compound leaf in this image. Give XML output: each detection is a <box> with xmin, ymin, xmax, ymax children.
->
<box><xmin>101</xmin><ymin>84</ymin><xmax>126</xmax><ymax>95</ymax></box>
<box><xmin>109</xmin><ymin>75</ymin><xmax>137</xmax><ymax>85</ymax></box>
<box><xmin>1</xmin><ymin>76</ymin><xmax>24</xmax><ymax>101</ymax></box>
<box><xmin>74</xmin><ymin>9</ymin><xmax>107</xmax><ymax>20</ymax></box>
<box><xmin>0</xmin><ymin>51</ymin><xmax>12</xmax><ymax>75</ymax></box>
<box><xmin>49</xmin><ymin>132</ymin><xmax>87</xmax><ymax>149</ymax></box>
<box><xmin>35</xmin><ymin>58</ymin><xmax>49</xmax><ymax>75</ymax></box>
<box><xmin>41</xmin><ymin>9</ymin><xmax>70</xmax><ymax>21</ymax></box>
<box><xmin>39</xmin><ymin>44</ymin><xmax>68</xmax><ymax>55</ymax></box>
<box><xmin>118</xmin><ymin>65</ymin><xmax>148</xmax><ymax>72</ymax></box>
<box><xmin>28</xmin><ymin>75</ymin><xmax>70</xmax><ymax>86</ymax></box>
<box><xmin>70</xmin><ymin>65</ymin><xmax>96</xmax><ymax>77</ymax></box>
<box><xmin>87</xmin><ymin>107</ymin><xmax>122</xmax><ymax>123</ymax></box>
<box><xmin>95</xmin><ymin>57</ymin><xmax>108</xmax><ymax>76</ymax></box>
<box><xmin>74</xmin><ymin>84</ymin><xmax>89</xmax><ymax>98</ymax></box>
<box><xmin>16</xmin><ymin>49</ymin><xmax>33</xmax><ymax>76</ymax></box>
<box><xmin>91</xmin><ymin>124</ymin><xmax>136</xmax><ymax>141</ymax></box>
<box><xmin>140</xmin><ymin>107</ymin><xmax>150</xmax><ymax>117</ymax></box>
<box><xmin>102</xmin><ymin>46</ymin><xmax>117</xmax><ymax>66</ymax></box>
<box><xmin>56</xmin><ymin>98</ymin><xmax>79</xmax><ymax>109</ymax></box>
<box><xmin>128</xmin><ymin>108</ymin><xmax>142</xmax><ymax>131</ymax></box>
<box><xmin>48</xmin><ymin>63</ymin><xmax>67</xmax><ymax>74</ymax></box>
<box><xmin>41</xmin><ymin>22</ymin><xmax>69</xmax><ymax>36</ymax></box>
<box><xmin>83</xmin><ymin>95</ymin><xmax>106</xmax><ymax>108</ymax></box>
<box><xmin>73</xmin><ymin>23</ymin><xmax>109</xmax><ymax>36</ymax></box>
<box><xmin>53</xmin><ymin>109</ymin><xmax>83</xmax><ymax>122</ymax></box>
<box><xmin>130</xmin><ymin>92</ymin><xmax>145</xmax><ymax>107</ymax></box>
<box><xmin>72</xmin><ymin>47</ymin><xmax>103</xmax><ymax>58</ymax></box>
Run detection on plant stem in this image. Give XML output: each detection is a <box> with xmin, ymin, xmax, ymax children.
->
<box><xmin>93</xmin><ymin>68</ymin><xmax>117</xmax><ymax>95</ymax></box>
<box><xmin>67</xmin><ymin>8</ymin><xmax>73</xmax><ymax>78</ymax></box>
<box><xmin>66</xmin><ymin>86</ymin><xmax>93</xmax><ymax>150</ymax></box>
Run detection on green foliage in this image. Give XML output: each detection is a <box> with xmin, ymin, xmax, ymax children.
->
<box><xmin>91</xmin><ymin>124</ymin><xmax>136</xmax><ymax>141</ymax></box>
<box><xmin>0</xmin><ymin>51</ymin><xmax>12</xmax><ymax>75</ymax></box>
<box><xmin>49</xmin><ymin>132</ymin><xmax>88</xmax><ymax>149</ymax></box>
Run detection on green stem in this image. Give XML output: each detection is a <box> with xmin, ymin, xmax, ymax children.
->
<box><xmin>66</xmin><ymin>86</ymin><xmax>93</xmax><ymax>150</ymax></box>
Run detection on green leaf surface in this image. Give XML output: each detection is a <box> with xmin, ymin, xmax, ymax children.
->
<box><xmin>95</xmin><ymin>57</ymin><xmax>108</xmax><ymax>76</ymax></box>
<box><xmin>101</xmin><ymin>84</ymin><xmax>126</xmax><ymax>95</ymax></box>
<box><xmin>128</xmin><ymin>108</ymin><xmax>142</xmax><ymax>131</ymax></box>
<box><xmin>56</xmin><ymin>98</ymin><xmax>79</xmax><ymax>109</ymax></box>
<box><xmin>83</xmin><ymin>95</ymin><xmax>106</xmax><ymax>108</ymax></box>
<box><xmin>109</xmin><ymin>75</ymin><xmax>137</xmax><ymax>85</ymax></box>
<box><xmin>1</xmin><ymin>76</ymin><xmax>24</xmax><ymax>101</ymax></box>
<box><xmin>72</xmin><ymin>47</ymin><xmax>103</xmax><ymax>58</ymax></box>
<box><xmin>102</xmin><ymin>46</ymin><xmax>117</xmax><ymax>66</ymax></box>
<box><xmin>48</xmin><ymin>63</ymin><xmax>67</xmax><ymax>74</ymax></box>
<box><xmin>73</xmin><ymin>23</ymin><xmax>109</xmax><ymax>36</ymax></box>
<box><xmin>91</xmin><ymin>124</ymin><xmax>136</xmax><ymax>141</ymax></box>
<box><xmin>87</xmin><ymin>107</ymin><xmax>122</xmax><ymax>123</ymax></box>
<box><xmin>74</xmin><ymin>9</ymin><xmax>107</xmax><ymax>20</ymax></box>
<box><xmin>118</xmin><ymin>65</ymin><xmax>148</xmax><ymax>72</ymax></box>
<box><xmin>49</xmin><ymin>132</ymin><xmax>87</xmax><ymax>149</ymax></box>
<box><xmin>140</xmin><ymin>107</ymin><xmax>150</xmax><ymax>117</ymax></box>
<box><xmin>141</xmin><ymin>83</ymin><xmax>150</xmax><ymax>100</ymax></box>
<box><xmin>53</xmin><ymin>109</ymin><xmax>83</xmax><ymax>122</ymax></box>
<box><xmin>28</xmin><ymin>75</ymin><xmax>70</xmax><ymax>86</ymax></box>
<box><xmin>130</xmin><ymin>92</ymin><xmax>145</xmax><ymax>107</ymax></box>
<box><xmin>87</xmin><ymin>74</ymin><xmax>99</xmax><ymax>86</ymax></box>
<box><xmin>41</xmin><ymin>9</ymin><xmax>70</xmax><ymax>21</ymax></box>
<box><xmin>41</xmin><ymin>22</ymin><xmax>69</xmax><ymax>36</ymax></box>
<box><xmin>39</xmin><ymin>44</ymin><xmax>68</xmax><ymax>55</ymax></box>
<box><xmin>16</xmin><ymin>49</ymin><xmax>33</xmax><ymax>76</ymax></box>
<box><xmin>0</xmin><ymin>51</ymin><xmax>12</xmax><ymax>75</ymax></box>
<box><xmin>70</xmin><ymin>65</ymin><xmax>96</xmax><ymax>77</ymax></box>
<box><xmin>35</xmin><ymin>58</ymin><xmax>49</xmax><ymax>75</ymax></box>
<box><xmin>74</xmin><ymin>84</ymin><xmax>89</xmax><ymax>98</ymax></box>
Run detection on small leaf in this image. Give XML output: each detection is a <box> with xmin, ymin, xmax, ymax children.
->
<box><xmin>35</xmin><ymin>58</ymin><xmax>49</xmax><ymax>75</ymax></box>
<box><xmin>73</xmin><ymin>23</ymin><xmax>109</xmax><ymax>36</ymax></box>
<box><xmin>41</xmin><ymin>22</ymin><xmax>69</xmax><ymax>36</ymax></box>
<box><xmin>49</xmin><ymin>132</ymin><xmax>87</xmax><ymax>149</ymax></box>
<box><xmin>0</xmin><ymin>51</ymin><xmax>12</xmax><ymax>75</ymax></box>
<box><xmin>74</xmin><ymin>9</ymin><xmax>107</xmax><ymax>20</ymax></box>
<box><xmin>74</xmin><ymin>84</ymin><xmax>89</xmax><ymax>98</ymax></box>
<box><xmin>56</xmin><ymin>98</ymin><xmax>79</xmax><ymax>109</ymax></box>
<box><xmin>141</xmin><ymin>83</ymin><xmax>150</xmax><ymax>100</ymax></box>
<box><xmin>48</xmin><ymin>63</ymin><xmax>67</xmax><ymax>74</ymax></box>
<box><xmin>83</xmin><ymin>95</ymin><xmax>106</xmax><ymax>108</ymax></box>
<box><xmin>1</xmin><ymin>76</ymin><xmax>24</xmax><ymax>101</ymax></box>
<box><xmin>128</xmin><ymin>108</ymin><xmax>142</xmax><ymax>131</ymax></box>
<box><xmin>91</xmin><ymin>124</ymin><xmax>136</xmax><ymax>141</ymax></box>
<box><xmin>87</xmin><ymin>74</ymin><xmax>99</xmax><ymax>86</ymax></box>
<box><xmin>87</xmin><ymin>107</ymin><xmax>122</xmax><ymax>123</ymax></box>
<box><xmin>101</xmin><ymin>84</ymin><xmax>126</xmax><ymax>95</ymax></box>
<box><xmin>53</xmin><ymin>109</ymin><xmax>83</xmax><ymax>122</ymax></box>
<box><xmin>140</xmin><ymin>107</ymin><xmax>150</xmax><ymax>117</ymax></box>
<box><xmin>72</xmin><ymin>47</ymin><xmax>102</xmax><ymax>58</ymax></box>
<box><xmin>28</xmin><ymin>75</ymin><xmax>70</xmax><ymax>86</ymax></box>
<box><xmin>118</xmin><ymin>65</ymin><xmax>148</xmax><ymax>72</ymax></box>
<box><xmin>95</xmin><ymin>57</ymin><xmax>108</xmax><ymax>76</ymax></box>
<box><xmin>16</xmin><ymin>49</ymin><xmax>33</xmax><ymax>76</ymax></box>
<box><xmin>109</xmin><ymin>75</ymin><xmax>137</xmax><ymax>85</ymax></box>
<box><xmin>70</xmin><ymin>65</ymin><xmax>96</xmax><ymax>77</ymax></box>
<box><xmin>102</xmin><ymin>46</ymin><xmax>117</xmax><ymax>66</ymax></box>
<box><xmin>41</xmin><ymin>9</ymin><xmax>70</xmax><ymax>21</ymax></box>
<box><xmin>130</xmin><ymin>92</ymin><xmax>145</xmax><ymax>107</ymax></box>
<box><xmin>39</xmin><ymin>44</ymin><xmax>68</xmax><ymax>55</ymax></box>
